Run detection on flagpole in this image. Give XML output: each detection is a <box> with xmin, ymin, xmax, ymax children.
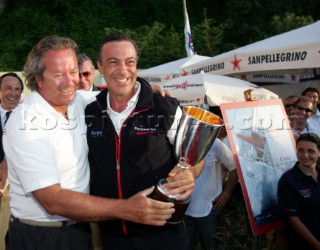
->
<box><xmin>183</xmin><ymin>0</ymin><xmax>194</xmax><ymax>57</ymax></box>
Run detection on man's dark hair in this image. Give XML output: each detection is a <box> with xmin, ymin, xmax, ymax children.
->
<box><xmin>97</xmin><ymin>33</ymin><xmax>139</xmax><ymax>63</ymax></box>
<box><xmin>0</xmin><ymin>72</ymin><xmax>24</xmax><ymax>92</ymax></box>
<box><xmin>301</xmin><ymin>87</ymin><xmax>319</xmax><ymax>97</ymax></box>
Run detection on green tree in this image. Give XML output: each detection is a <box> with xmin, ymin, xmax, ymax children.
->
<box><xmin>192</xmin><ymin>8</ymin><xmax>224</xmax><ymax>56</ymax></box>
<box><xmin>270</xmin><ymin>13</ymin><xmax>314</xmax><ymax>34</ymax></box>
<box><xmin>0</xmin><ymin>0</ymin><xmax>319</xmax><ymax>70</ymax></box>
<box><xmin>102</xmin><ymin>22</ymin><xmax>185</xmax><ymax>69</ymax></box>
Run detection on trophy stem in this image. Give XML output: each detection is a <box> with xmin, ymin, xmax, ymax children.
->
<box><xmin>176</xmin><ymin>163</ymin><xmax>189</xmax><ymax>170</ymax></box>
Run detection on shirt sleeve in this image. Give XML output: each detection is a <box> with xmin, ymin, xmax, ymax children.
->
<box><xmin>277</xmin><ymin>174</ymin><xmax>299</xmax><ymax>217</ymax></box>
<box><xmin>4</xmin><ymin>111</ymin><xmax>60</xmax><ymax>194</ymax></box>
<box><xmin>212</xmin><ymin>138</ymin><xmax>236</xmax><ymax>171</ymax></box>
<box><xmin>76</xmin><ymin>90</ymin><xmax>98</xmax><ymax>106</ymax></box>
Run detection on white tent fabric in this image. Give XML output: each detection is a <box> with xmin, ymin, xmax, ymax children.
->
<box><xmin>138</xmin><ymin>54</ymin><xmax>210</xmax><ymax>84</ymax></box>
<box><xmin>181</xmin><ymin>21</ymin><xmax>320</xmax><ymax>83</ymax></box>
<box><xmin>161</xmin><ymin>72</ymin><xmax>278</xmax><ymax>106</ymax></box>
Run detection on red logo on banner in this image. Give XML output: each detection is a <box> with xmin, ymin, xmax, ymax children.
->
<box><xmin>173</xmin><ymin>81</ymin><xmax>188</xmax><ymax>90</ymax></box>
<box><xmin>181</xmin><ymin>70</ymin><xmax>189</xmax><ymax>76</ymax></box>
<box><xmin>231</xmin><ymin>55</ymin><xmax>242</xmax><ymax>71</ymax></box>
<box><xmin>290</xmin><ymin>74</ymin><xmax>297</xmax><ymax>82</ymax></box>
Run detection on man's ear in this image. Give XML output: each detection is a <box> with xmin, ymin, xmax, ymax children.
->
<box><xmin>36</xmin><ymin>75</ymin><xmax>43</xmax><ymax>89</ymax></box>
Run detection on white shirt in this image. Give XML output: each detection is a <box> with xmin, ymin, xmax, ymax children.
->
<box><xmin>4</xmin><ymin>90</ymin><xmax>96</xmax><ymax>221</ymax></box>
<box><xmin>0</xmin><ymin>106</ymin><xmax>10</xmax><ymax>128</ymax></box>
<box><xmin>292</xmin><ymin>123</ymin><xmax>320</xmax><ymax>137</ymax></box>
<box><xmin>308</xmin><ymin>108</ymin><xmax>320</xmax><ymax>129</ymax></box>
<box><xmin>185</xmin><ymin>138</ymin><xmax>236</xmax><ymax>217</ymax></box>
<box><xmin>107</xmin><ymin>82</ymin><xmax>141</xmax><ymax>136</ymax></box>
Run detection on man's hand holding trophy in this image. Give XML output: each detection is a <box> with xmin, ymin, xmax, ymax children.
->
<box><xmin>151</xmin><ymin>105</ymin><xmax>224</xmax><ymax>224</ymax></box>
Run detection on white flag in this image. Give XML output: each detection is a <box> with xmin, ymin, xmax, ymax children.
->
<box><xmin>183</xmin><ymin>0</ymin><xmax>194</xmax><ymax>57</ymax></box>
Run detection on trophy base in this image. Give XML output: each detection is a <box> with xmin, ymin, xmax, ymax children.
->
<box><xmin>152</xmin><ymin>182</ymin><xmax>191</xmax><ymax>224</ymax></box>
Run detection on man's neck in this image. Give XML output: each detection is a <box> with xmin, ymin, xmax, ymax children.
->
<box><xmin>109</xmin><ymin>88</ymin><xmax>138</xmax><ymax>113</ymax></box>
<box><xmin>109</xmin><ymin>98</ymin><xmax>128</xmax><ymax>113</ymax></box>
<box><xmin>50</xmin><ymin>104</ymin><xmax>68</xmax><ymax>118</ymax></box>
<box><xmin>0</xmin><ymin>105</ymin><xmax>10</xmax><ymax>112</ymax></box>
<box><xmin>291</xmin><ymin>117</ymin><xmax>307</xmax><ymax>132</ymax></box>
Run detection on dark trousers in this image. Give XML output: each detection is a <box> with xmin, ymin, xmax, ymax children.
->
<box><xmin>184</xmin><ymin>207</ymin><xmax>221</xmax><ymax>250</ymax></box>
<box><xmin>8</xmin><ymin>219</ymin><xmax>92</xmax><ymax>250</ymax></box>
<box><xmin>101</xmin><ymin>224</ymin><xmax>188</xmax><ymax>250</ymax></box>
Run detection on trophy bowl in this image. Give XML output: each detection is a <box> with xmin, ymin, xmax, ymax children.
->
<box><xmin>174</xmin><ymin>106</ymin><xmax>224</xmax><ymax>167</ymax></box>
<box><xmin>153</xmin><ymin>106</ymin><xmax>224</xmax><ymax>224</ymax></box>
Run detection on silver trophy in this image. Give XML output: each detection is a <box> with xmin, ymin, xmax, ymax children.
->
<box><xmin>153</xmin><ymin>106</ymin><xmax>224</xmax><ymax>224</ymax></box>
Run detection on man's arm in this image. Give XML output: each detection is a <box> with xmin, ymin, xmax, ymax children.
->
<box><xmin>151</xmin><ymin>84</ymin><xmax>173</xmax><ymax>97</ymax></box>
<box><xmin>165</xmin><ymin>159</ymin><xmax>205</xmax><ymax>201</ymax></box>
<box><xmin>32</xmin><ymin>185</ymin><xmax>174</xmax><ymax>226</ymax></box>
<box><xmin>0</xmin><ymin>159</ymin><xmax>8</xmax><ymax>197</ymax></box>
<box><xmin>190</xmin><ymin>159</ymin><xmax>205</xmax><ymax>179</ymax></box>
<box><xmin>213</xmin><ymin>168</ymin><xmax>238</xmax><ymax>210</ymax></box>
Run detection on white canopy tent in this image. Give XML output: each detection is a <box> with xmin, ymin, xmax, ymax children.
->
<box><xmin>161</xmin><ymin>72</ymin><xmax>278</xmax><ymax>106</ymax></box>
<box><xmin>138</xmin><ymin>54</ymin><xmax>210</xmax><ymax>84</ymax></box>
<box><xmin>181</xmin><ymin>21</ymin><xmax>320</xmax><ymax>84</ymax></box>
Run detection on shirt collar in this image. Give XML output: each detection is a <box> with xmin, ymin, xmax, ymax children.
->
<box><xmin>106</xmin><ymin>81</ymin><xmax>141</xmax><ymax>114</ymax></box>
<box><xmin>31</xmin><ymin>91</ymin><xmax>75</xmax><ymax>120</ymax></box>
<box><xmin>0</xmin><ymin>106</ymin><xmax>8</xmax><ymax>114</ymax></box>
<box><xmin>293</xmin><ymin>162</ymin><xmax>320</xmax><ymax>180</ymax></box>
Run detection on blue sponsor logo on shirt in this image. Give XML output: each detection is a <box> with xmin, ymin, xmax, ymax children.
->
<box><xmin>90</xmin><ymin>130</ymin><xmax>103</xmax><ymax>138</ymax></box>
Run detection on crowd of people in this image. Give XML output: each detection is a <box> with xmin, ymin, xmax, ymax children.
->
<box><xmin>0</xmin><ymin>33</ymin><xmax>319</xmax><ymax>250</ymax></box>
<box><xmin>279</xmin><ymin>87</ymin><xmax>320</xmax><ymax>249</ymax></box>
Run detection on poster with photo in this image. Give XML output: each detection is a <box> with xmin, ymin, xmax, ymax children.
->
<box><xmin>220</xmin><ymin>99</ymin><xmax>297</xmax><ymax>235</ymax></box>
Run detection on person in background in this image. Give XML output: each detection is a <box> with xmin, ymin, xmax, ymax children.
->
<box><xmin>301</xmin><ymin>87</ymin><xmax>320</xmax><ymax>129</ymax></box>
<box><xmin>184</xmin><ymin>138</ymin><xmax>238</xmax><ymax>250</ymax></box>
<box><xmin>289</xmin><ymin>96</ymin><xmax>320</xmax><ymax>139</ymax></box>
<box><xmin>0</xmin><ymin>72</ymin><xmax>24</xmax><ymax>249</ymax></box>
<box><xmin>283</xmin><ymin>95</ymin><xmax>299</xmax><ymax>116</ymax></box>
<box><xmin>0</xmin><ymin>72</ymin><xmax>24</xmax><ymax>194</ymax></box>
<box><xmin>3</xmin><ymin>35</ymin><xmax>175</xmax><ymax>250</ymax></box>
<box><xmin>302</xmin><ymin>87</ymin><xmax>320</xmax><ymax>111</ymax></box>
<box><xmin>0</xmin><ymin>72</ymin><xmax>24</xmax><ymax>112</ymax></box>
<box><xmin>85</xmin><ymin>33</ymin><xmax>204</xmax><ymax>250</ymax></box>
<box><xmin>277</xmin><ymin>132</ymin><xmax>320</xmax><ymax>250</ymax></box>
<box><xmin>77</xmin><ymin>53</ymin><xmax>99</xmax><ymax>91</ymax></box>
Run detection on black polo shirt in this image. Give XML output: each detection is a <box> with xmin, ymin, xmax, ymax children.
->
<box><xmin>277</xmin><ymin>162</ymin><xmax>320</xmax><ymax>249</ymax></box>
<box><xmin>85</xmin><ymin>77</ymin><xmax>180</xmax><ymax>237</ymax></box>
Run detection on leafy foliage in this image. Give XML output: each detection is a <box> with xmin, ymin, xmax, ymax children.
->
<box><xmin>192</xmin><ymin>8</ymin><xmax>224</xmax><ymax>56</ymax></box>
<box><xmin>271</xmin><ymin>13</ymin><xmax>315</xmax><ymax>34</ymax></box>
<box><xmin>216</xmin><ymin>188</ymin><xmax>275</xmax><ymax>250</ymax></box>
<box><xmin>0</xmin><ymin>0</ymin><xmax>318</xmax><ymax>70</ymax></box>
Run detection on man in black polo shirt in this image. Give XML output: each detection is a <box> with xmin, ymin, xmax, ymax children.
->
<box><xmin>85</xmin><ymin>33</ymin><xmax>203</xmax><ymax>250</ymax></box>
